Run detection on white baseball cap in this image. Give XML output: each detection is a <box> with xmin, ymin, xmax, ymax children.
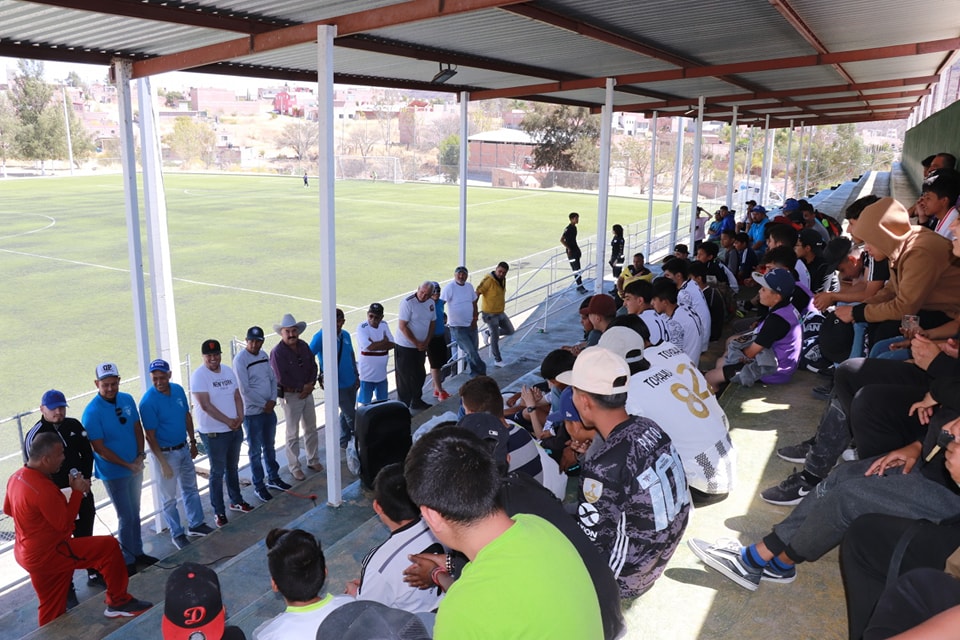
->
<box><xmin>556</xmin><ymin>347</ymin><xmax>630</xmax><ymax>395</ymax></box>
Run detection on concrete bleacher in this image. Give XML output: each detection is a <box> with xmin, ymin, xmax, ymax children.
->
<box><xmin>809</xmin><ymin>169</ymin><xmax>891</xmax><ymax>221</ymax></box>
<box><xmin>5</xmin><ymin>256</ymin><xmax>884</xmax><ymax>639</ymax></box>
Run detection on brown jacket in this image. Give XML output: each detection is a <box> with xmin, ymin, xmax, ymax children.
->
<box><xmin>857</xmin><ymin>197</ymin><xmax>960</xmax><ymax>323</ymax></box>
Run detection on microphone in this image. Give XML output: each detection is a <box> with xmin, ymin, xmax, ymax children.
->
<box><xmin>69</xmin><ymin>468</ymin><xmax>88</xmax><ymax>496</ymax></box>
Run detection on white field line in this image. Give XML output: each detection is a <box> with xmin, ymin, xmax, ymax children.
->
<box><xmin>0</xmin><ymin>214</ymin><xmax>56</xmax><ymax>240</ymax></box>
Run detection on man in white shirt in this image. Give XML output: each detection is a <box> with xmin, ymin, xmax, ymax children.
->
<box><xmin>355</xmin><ymin>303</ymin><xmax>395</xmax><ymax>405</ymax></box>
<box><xmin>651</xmin><ymin>279</ymin><xmax>704</xmax><ymax>365</ymax></box>
<box><xmin>663</xmin><ymin>258</ymin><xmax>711</xmax><ymax>353</ymax></box>
<box><xmin>919</xmin><ymin>168</ymin><xmax>960</xmax><ymax>240</ymax></box>
<box><xmin>441</xmin><ymin>266</ymin><xmax>485</xmax><ymax>377</ymax></box>
<box><xmin>395</xmin><ymin>282</ymin><xmax>436</xmax><ymax>411</ymax></box>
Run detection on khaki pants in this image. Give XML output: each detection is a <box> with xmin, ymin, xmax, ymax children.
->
<box><xmin>280</xmin><ymin>392</ymin><xmax>318</xmax><ymax>472</ymax></box>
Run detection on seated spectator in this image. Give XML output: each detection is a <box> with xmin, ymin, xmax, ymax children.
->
<box><xmin>663</xmin><ymin>258</ymin><xmax>711</xmax><ymax>352</ymax></box>
<box><xmin>782</xmin><ymin>197</ymin><xmax>803</xmax><ymax>226</ymax></box>
<box><xmin>911</xmin><ymin>153</ymin><xmax>957</xmax><ymax>224</ymax></box>
<box><xmin>733</xmin><ymin>232</ymin><xmax>758</xmax><ymax>285</ymax></box>
<box><xmin>689</xmin><ymin>261</ymin><xmax>726</xmax><ymax>343</ymax></box>
<box><xmin>814</xmin><ymin>236</ymin><xmax>885</xmax><ymax>312</ymax></box>
<box><xmin>766</xmin><ymin>222</ymin><xmax>810</xmax><ymax>289</ymax></box>
<box><xmin>697</xmin><ymin>239</ymin><xmax>739</xmax><ymax>294</ymax></box>
<box><xmin>344</xmin><ymin>464</ymin><xmax>443</xmax><ymax>613</ymax></box>
<box><xmin>599</xmin><ymin>326</ymin><xmax>735</xmax><ymax>496</ymax></box>
<box><xmin>518</xmin><ymin>350</ymin><xmax>579</xmax><ymax>469</ymax></box>
<box><xmin>918</xmin><ymin>167</ymin><xmax>960</xmax><ymax>240</ymax></box>
<box><xmin>747</xmin><ymin>206</ymin><xmax>769</xmax><ymax>256</ymax></box>
<box><xmin>672</xmin><ymin>243</ymin><xmax>690</xmax><ymax>262</ymax></box>
<box><xmin>833</xmin><ymin>197</ymin><xmax>960</xmax><ymax>345</ymax></box>
<box><xmin>796</xmin><ymin>228</ymin><xmax>838</xmax><ymax>294</ymax></box>
<box><xmin>252</xmin><ymin>528</ymin><xmax>352</xmax><ymax>639</ymax></box>
<box><xmin>162</xmin><ymin>563</ymin><xmax>246</xmax><ymax>640</ymax></box>
<box><xmin>705</xmin><ymin>207</ymin><xmax>724</xmax><ymax>242</ymax></box>
<box><xmin>615</xmin><ymin>253</ymin><xmax>654</xmax><ymax>299</ymax></box>
<box><xmin>720</xmin><ymin>228</ymin><xmax>740</xmax><ymax>275</ymax></box>
<box><xmin>564</xmin><ymin>296</ymin><xmax>602</xmax><ymax>356</ymax></box>
<box><xmin>584</xmin><ymin>293</ymin><xmax>617</xmax><ymax>335</ymax></box>
<box><xmin>403</xmin><ymin>427</ymin><xmax>603</xmax><ymax>638</ymax></box>
<box><xmin>558</xmin><ymin>347</ymin><xmax>690</xmax><ymax>598</ymax></box>
<box><xmin>317</xmin><ymin>600</ymin><xmax>431</xmax><ymax>639</ymax></box>
<box><xmin>459</xmin><ymin>376</ymin><xmax>546</xmax><ymax>487</ymax></box>
<box><xmin>621</xmin><ymin>279</ymin><xmax>669</xmax><ymax>345</ymax></box>
<box><xmin>800</xmin><ymin>200</ymin><xmax>831</xmax><ymax>244</ymax></box>
<box><xmin>651</xmin><ymin>278</ymin><xmax>702</xmax><ymax>365</ymax></box>
<box><xmin>704</xmin><ymin>269</ymin><xmax>802</xmax><ymax>392</ymax></box>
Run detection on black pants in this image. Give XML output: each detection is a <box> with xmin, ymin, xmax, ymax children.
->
<box><xmin>75</xmin><ymin>493</ymin><xmax>96</xmax><ymax>538</ymax></box>
<box><xmin>864</xmin><ymin>569</ymin><xmax>960</xmax><ymax>639</ymax></box>
<box><xmin>568</xmin><ymin>253</ymin><xmax>583</xmax><ymax>286</ymax></box>
<box><xmin>394</xmin><ymin>345</ymin><xmax>426</xmax><ymax>406</ymax></box>
<box><xmin>840</xmin><ymin>514</ymin><xmax>960</xmax><ymax>639</ymax></box>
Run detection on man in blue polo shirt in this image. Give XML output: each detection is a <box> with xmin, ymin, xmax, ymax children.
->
<box><xmin>310</xmin><ymin>308</ymin><xmax>360</xmax><ymax>449</ymax></box>
<box><xmin>83</xmin><ymin>362</ymin><xmax>158</xmax><ymax>574</ymax></box>
<box><xmin>140</xmin><ymin>359</ymin><xmax>214</xmax><ymax>550</ymax></box>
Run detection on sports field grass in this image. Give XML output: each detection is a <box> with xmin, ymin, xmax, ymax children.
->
<box><xmin>0</xmin><ymin>173</ymin><xmax>675</xmax><ymax>423</ymax></box>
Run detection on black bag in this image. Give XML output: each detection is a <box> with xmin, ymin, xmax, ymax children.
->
<box><xmin>354</xmin><ymin>400</ymin><xmax>412</xmax><ymax>490</ymax></box>
<box><xmin>818</xmin><ymin>310</ymin><xmax>855</xmax><ymax>364</ymax></box>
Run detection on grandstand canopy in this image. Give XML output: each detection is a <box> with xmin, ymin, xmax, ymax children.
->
<box><xmin>1</xmin><ymin>0</ymin><xmax>958</xmax><ymax>127</ymax></box>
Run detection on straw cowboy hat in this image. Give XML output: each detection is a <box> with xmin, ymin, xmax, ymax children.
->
<box><xmin>273</xmin><ymin>313</ymin><xmax>307</xmax><ymax>334</ymax></box>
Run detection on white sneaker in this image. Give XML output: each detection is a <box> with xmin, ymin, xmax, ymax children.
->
<box><xmin>494</xmin><ymin>359</ymin><xmax>506</xmax><ymax>368</ymax></box>
<box><xmin>841</xmin><ymin>447</ymin><xmax>859</xmax><ymax>462</ymax></box>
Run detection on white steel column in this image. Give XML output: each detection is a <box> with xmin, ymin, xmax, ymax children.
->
<box><xmin>803</xmin><ymin>124</ymin><xmax>813</xmax><ymax>195</ymax></box>
<box><xmin>689</xmin><ymin>96</ymin><xmax>704</xmax><ymax>245</ymax></box>
<box><xmin>646</xmin><ymin>111</ymin><xmax>658</xmax><ymax>256</ymax></box>
<box><xmin>61</xmin><ymin>85</ymin><xmax>74</xmax><ymax>176</ymax></box>
<box><xmin>760</xmin><ymin>115</ymin><xmax>772</xmax><ymax>207</ymax></box>
<box><xmin>783</xmin><ymin>119</ymin><xmax>794</xmax><ymax>198</ymax></box>
<box><xmin>795</xmin><ymin>122</ymin><xmax>805</xmax><ymax>197</ymax></box>
<box><xmin>726</xmin><ymin>106</ymin><xmax>737</xmax><ymax>210</ymax></box>
<box><xmin>317</xmin><ymin>25</ymin><xmax>342</xmax><ymax>506</ymax></box>
<box><xmin>112</xmin><ymin>59</ymin><xmax>151</xmax><ymax>392</ymax></box>
<box><xmin>459</xmin><ymin>92</ymin><xmax>469</xmax><ymax>266</ymax></box>
<box><xmin>138</xmin><ymin>76</ymin><xmax>181</xmax><ymax>382</ymax></box>
<box><xmin>595</xmin><ymin>78</ymin><xmax>614</xmax><ymax>292</ymax></box>
<box><xmin>669</xmin><ymin>117</ymin><xmax>684</xmax><ymax>251</ymax></box>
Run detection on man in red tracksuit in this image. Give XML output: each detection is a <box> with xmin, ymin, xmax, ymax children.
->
<box><xmin>4</xmin><ymin>432</ymin><xmax>152</xmax><ymax>625</ymax></box>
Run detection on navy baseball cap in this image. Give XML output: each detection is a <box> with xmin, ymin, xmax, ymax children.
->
<box><xmin>41</xmin><ymin>389</ymin><xmax>68</xmax><ymax>409</ymax></box>
<box><xmin>149</xmin><ymin>359</ymin><xmax>171</xmax><ymax>373</ymax></box>
<box><xmin>456</xmin><ymin>413</ymin><xmax>510</xmax><ymax>465</ymax></box>
<box><xmin>547</xmin><ymin>386</ymin><xmax>582</xmax><ymax>424</ymax></box>
<box><xmin>368</xmin><ymin>303</ymin><xmax>385</xmax><ymax>316</ymax></box>
<box><xmin>454</xmin><ymin>266</ymin><xmax>468</xmax><ymax>275</ymax></box>
<box><xmin>246</xmin><ymin>326</ymin><xmax>265</xmax><ymax>341</ymax></box>
<box><xmin>752</xmin><ymin>268</ymin><xmax>795</xmax><ymax>297</ymax></box>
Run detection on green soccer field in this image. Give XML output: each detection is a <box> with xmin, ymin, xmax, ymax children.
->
<box><xmin>0</xmin><ymin>173</ymin><xmax>674</xmax><ymax>422</ymax></box>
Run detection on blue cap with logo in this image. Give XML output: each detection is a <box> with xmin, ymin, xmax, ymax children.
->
<box><xmin>149</xmin><ymin>359</ymin><xmax>171</xmax><ymax>373</ymax></box>
<box><xmin>547</xmin><ymin>386</ymin><xmax>582</xmax><ymax>424</ymax></box>
<box><xmin>41</xmin><ymin>389</ymin><xmax>68</xmax><ymax>409</ymax></box>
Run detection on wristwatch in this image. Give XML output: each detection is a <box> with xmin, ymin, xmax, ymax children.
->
<box><xmin>525</xmin><ymin>406</ymin><xmax>537</xmax><ymax>414</ymax></box>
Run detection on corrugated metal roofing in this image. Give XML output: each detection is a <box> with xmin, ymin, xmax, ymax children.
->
<box><xmin>1</xmin><ymin>0</ymin><xmax>956</xmax><ymax>126</ymax></box>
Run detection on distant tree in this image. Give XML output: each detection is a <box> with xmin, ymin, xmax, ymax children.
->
<box><xmin>520</xmin><ymin>104</ymin><xmax>600</xmax><ymax>172</ymax></box>
<box><xmin>613</xmin><ymin>136</ymin><xmax>652</xmax><ymax>192</ymax></box>
<box><xmin>276</xmin><ymin>119</ymin><xmax>319</xmax><ymax>161</ymax></box>
<box><xmin>438</xmin><ymin>133</ymin><xmax>459</xmax><ymax>182</ymax></box>
<box><xmin>10</xmin><ymin>60</ymin><xmax>59</xmax><ymax>170</ymax></box>
<box><xmin>65</xmin><ymin>71</ymin><xmax>89</xmax><ymax>96</ymax></box>
<box><xmin>347</xmin><ymin>117</ymin><xmax>378</xmax><ymax>159</ymax></box>
<box><xmin>0</xmin><ymin>92</ymin><xmax>21</xmax><ymax>176</ymax></box>
<box><xmin>164</xmin><ymin>90</ymin><xmax>186</xmax><ymax>108</ymax></box>
<box><xmin>163</xmin><ymin>116</ymin><xmax>216</xmax><ymax>167</ymax></box>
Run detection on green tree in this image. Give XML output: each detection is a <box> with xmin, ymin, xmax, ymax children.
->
<box><xmin>10</xmin><ymin>60</ymin><xmax>58</xmax><ymax>170</ymax></box>
<box><xmin>163</xmin><ymin>116</ymin><xmax>216</xmax><ymax>167</ymax></box>
<box><xmin>520</xmin><ymin>104</ymin><xmax>600</xmax><ymax>172</ymax></box>
<box><xmin>438</xmin><ymin>133</ymin><xmax>459</xmax><ymax>183</ymax></box>
<box><xmin>0</xmin><ymin>92</ymin><xmax>20</xmax><ymax>176</ymax></box>
<box><xmin>164</xmin><ymin>90</ymin><xmax>186</xmax><ymax>108</ymax></box>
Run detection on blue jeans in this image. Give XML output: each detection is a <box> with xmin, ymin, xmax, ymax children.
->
<box><xmin>869</xmin><ymin>335</ymin><xmax>911</xmax><ymax>361</ymax></box>
<box><xmin>155</xmin><ymin>446</ymin><xmax>205</xmax><ymax>538</ymax></box>
<box><xmin>199</xmin><ymin>430</ymin><xmax>243</xmax><ymax>515</ymax></box>
<box><xmin>450</xmin><ymin>325</ymin><xmax>487</xmax><ymax>376</ymax></box>
<box><xmin>244</xmin><ymin>411</ymin><xmax>280</xmax><ymax>490</ymax></box>
<box><xmin>338</xmin><ymin>386</ymin><xmax>358</xmax><ymax>447</ymax></box>
<box><xmin>358</xmin><ymin>380</ymin><xmax>388</xmax><ymax>404</ymax></box>
<box><xmin>102</xmin><ymin>471</ymin><xmax>144</xmax><ymax>564</ymax></box>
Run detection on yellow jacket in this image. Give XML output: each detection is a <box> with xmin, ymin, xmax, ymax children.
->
<box><xmin>476</xmin><ymin>272</ymin><xmax>507</xmax><ymax>314</ymax></box>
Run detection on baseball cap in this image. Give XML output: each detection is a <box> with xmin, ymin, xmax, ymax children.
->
<box><xmin>96</xmin><ymin>362</ymin><xmax>120</xmax><ymax>380</ymax></box>
<box><xmin>454</xmin><ymin>266</ymin><xmax>468</xmax><ymax>275</ymax></box>
<box><xmin>598</xmin><ymin>326</ymin><xmax>649</xmax><ymax>373</ymax></box>
<box><xmin>751</xmin><ymin>205</ymin><xmax>767</xmax><ymax>215</ymax></box>
<box><xmin>316</xmin><ymin>600</ymin><xmax>431</xmax><ymax>640</ymax></box>
<box><xmin>798</xmin><ymin>228</ymin><xmax>826</xmax><ymax>251</ymax></box>
<box><xmin>547</xmin><ymin>386</ymin><xmax>582</xmax><ymax>424</ymax></box>
<box><xmin>368</xmin><ymin>303</ymin><xmax>385</xmax><ymax>316</ymax></box>
<box><xmin>149</xmin><ymin>359</ymin><xmax>171</xmax><ymax>373</ymax></box>
<box><xmin>162</xmin><ymin>563</ymin><xmax>225</xmax><ymax>640</ymax></box>
<box><xmin>41</xmin><ymin>389</ymin><xmax>68</xmax><ymax>409</ymax></box>
<box><xmin>201</xmin><ymin>339</ymin><xmax>222</xmax><ymax>355</ymax></box>
<box><xmin>752</xmin><ymin>268</ymin><xmax>795</xmax><ymax>298</ymax></box>
<box><xmin>456</xmin><ymin>413</ymin><xmax>509</xmax><ymax>466</ymax></box>
<box><xmin>673</xmin><ymin>243</ymin><xmax>689</xmax><ymax>254</ymax></box>
<box><xmin>585</xmin><ymin>293</ymin><xmax>616</xmax><ymax>317</ymax></box>
<box><xmin>783</xmin><ymin>198</ymin><xmax>800</xmax><ymax>212</ymax></box>
<box><xmin>556</xmin><ymin>347</ymin><xmax>630</xmax><ymax>395</ymax></box>
<box><xmin>246</xmin><ymin>326</ymin><xmax>265</xmax><ymax>341</ymax></box>
<box><xmin>430</xmin><ymin>281</ymin><xmax>440</xmax><ymax>295</ymax></box>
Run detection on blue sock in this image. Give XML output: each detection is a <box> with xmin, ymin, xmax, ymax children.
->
<box><xmin>741</xmin><ymin>545</ymin><xmax>766</xmax><ymax>569</ymax></box>
<box><xmin>769</xmin><ymin>556</ymin><xmax>794</xmax><ymax>572</ymax></box>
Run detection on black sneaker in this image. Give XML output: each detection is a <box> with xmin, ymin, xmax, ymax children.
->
<box><xmin>760</xmin><ymin>469</ymin><xmax>817</xmax><ymax>506</ymax></box>
<box><xmin>688</xmin><ymin>538</ymin><xmax>762</xmax><ymax>591</ymax></box>
<box><xmin>215</xmin><ymin>513</ymin><xmax>228</xmax><ymax>527</ymax></box>
<box><xmin>172</xmin><ymin>534</ymin><xmax>190</xmax><ymax>550</ymax></box>
<box><xmin>187</xmin><ymin>523</ymin><xmax>215</xmax><ymax>537</ymax></box>
<box><xmin>136</xmin><ymin>553</ymin><xmax>159</xmax><ymax>568</ymax></box>
<box><xmin>87</xmin><ymin>570</ymin><xmax>106</xmax><ymax>588</ymax></box>
<box><xmin>409</xmin><ymin>399</ymin><xmax>432</xmax><ymax>411</ymax></box>
<box><xmin>812</xmin><ymin>379</ymin><xmax>834</xmax><ymax>401</ymax></box>
<box><xmin>104</xmin><ymin>597</ymin><xmax>153</xmax><ymax>618</ymax></box>
<box><xmin>66</xmin><ymin>583</ymin><xmax>79</xmax><ymax>610</ymax></box>
<box><xmin>254</xmin><ymin>486</ymin><xmax>273</xmax><ymax>503</ymax></box>
<box><xmin>229</xmin><ymin>501</ymin><xmax>254</xmax><ymax>513</ymax></box>
<box><xmin>762</xmin><ymin>562</ymin><xmax>797</xmax><ymax>584</ymax></box>
<box><xmin>776</xmin><ymin>437</ymin><xmax>815</xmax><ymax>464</ymax></box>
<box><xmin>266</xmin><ymin>477</ymin><xmax>292</xmax><ymax>491</ymax></box>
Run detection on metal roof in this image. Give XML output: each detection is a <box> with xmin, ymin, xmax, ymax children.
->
<box><xmin>1</xmin><ymin>0</ymin><xmax>957</xmax><ymax>127</ymax></box>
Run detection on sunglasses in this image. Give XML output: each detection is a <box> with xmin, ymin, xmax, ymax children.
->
<box><xmin>115</xmin><ymin>407</ymin><xmax>127</xmax><ymax>425</ymax></box>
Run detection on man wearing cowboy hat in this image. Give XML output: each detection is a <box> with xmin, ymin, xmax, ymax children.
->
<box><xmin>269</xmin><ymin>314</ymin><xmax>321</xmax><ymax>481</ymax></box>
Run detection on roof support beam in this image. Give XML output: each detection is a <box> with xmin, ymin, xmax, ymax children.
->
<box><xmin>469</xmin><ymin>38</ymin><xmax>960</xmax><ymax>101</ymax></box>
<box><xmin>131</xmin><ymin>0</ymin><xmax>528</xmax><ymax>78</ymax></box>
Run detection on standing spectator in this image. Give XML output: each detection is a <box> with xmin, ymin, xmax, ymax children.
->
<box><xmin>441</xmin><ymin>266</ymin><xmax>485</xmax><ymax>378</ymax></box>
<box><xmin>270</xmin><ymin>313</ymin><xmax>321</xmax><ymax>481</ymax></box>
<box><xmin>5</xmin><ymin>433</ymin><xmax>152</xmax><ymax>625</ymax></box>
<box><xmin>310</xmin><ymin>309</ymin><xmax>360</xmax><ymax>448</ymax></box>
<box><xmin>140</xmin><ymin>359</ymin><xmax>214</xmax><ymax>550</ymax></box>
<box><xmin>426</xmin><ymin>282</ymin><xmax>451</xmax><ymax>401</ymax></box>
<box><xmin>561</xmin><ymin>212</ymin><xmax>588</xmax><ymax>293</ymax></box>
<box><xmin>355</xmin><ymin>303</ymin><xmax>394</xmax><ymax>405</ymax></box>
<box><xmin>395</xmin><ymin>282</ymin><xmax>436</xmax><ymax>411</ymax></box>
<box><xmin>24</xmin><ymin>389</ymin><xmax>97</xmax><ymax>601</ymax></box>
<box><xmin>82</xmin><ymin>362</ymin><xmax>157</xmax><ymax>573</ymax></box>
<box><xmin>234</xmin><ymin>326</ymin><xmax>291</xmax><ymax>503</ymax></box>
<box><xmin>747</xmin><ymin>206</ymin><xmax>769</xmax><ymax>256</ymax></box>
<box><xmin>609</xmin><ymin>224</ymin><xmax>625</xmax><ymax>279</ymax></box>
<box><xmin>476</xmin><ymin>261</ymin><xmax>515</xmax><ymax>367</ymax></box>
<box><xmin>192</xmin><ymin>339</ymin><xmax>252</xmax><ymax>528</ymax></box>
